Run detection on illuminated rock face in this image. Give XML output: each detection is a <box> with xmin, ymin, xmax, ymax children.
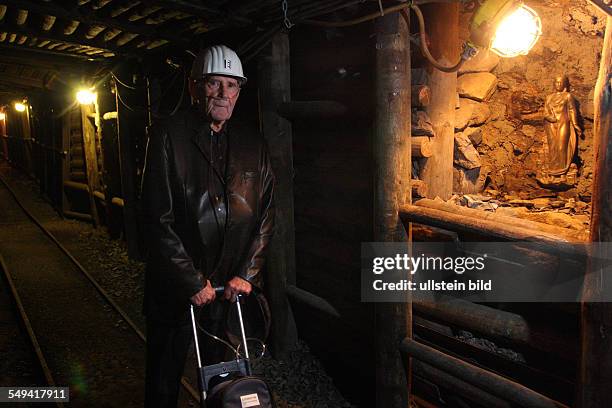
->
<box><xmin>446</xmin><ymin>1</ymin><xmax>600</xmax><ymax>205</ymax></box>
<box><xmin>457</xmin><ymin>72</ymin><xmax>498</xmax><ymax>102</ymax></box>
<box><xmin>454</xmin><ymin>132</ymin><xmax>482</xmax><ymax>170</ymax></box>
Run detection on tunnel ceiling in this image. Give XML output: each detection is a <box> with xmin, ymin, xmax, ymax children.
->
<box><xmin>0</xmin><ymin>0</ymin><xmax>364</xmax><ymax>98</ymax></box>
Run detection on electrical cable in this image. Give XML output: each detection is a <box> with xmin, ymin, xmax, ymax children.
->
<box><xmin>302</xmin><ymin>0</ymin><xmax>458</xmax><ymax>27</ymax></box>
<box><xmin>301</xmin><ymin>0</ymin><xmax>466</xmax><ymax>73</ymax></box>
<box><xmin>241</xmin><ymin>25</ymin><xmax>283</xmax><ymax>62</ymax></box>
<box><xmin>114</xmin><ymin>69</ymin><xmax>186</xmax><ymax>118</ymax></box>
<box><xmin>110</xmin><ymin>71</ymin><xmax>137</xmax><ymax>90</ymax></box>
<box><xmin>402</xmin><ymin>6</ymin><xmax>466</xmax><ymax>72</ymax></box>
<box><xmin>194</xmin><ymin>306</ymin><xmax>267</xmax><ymax>361</ymax></box>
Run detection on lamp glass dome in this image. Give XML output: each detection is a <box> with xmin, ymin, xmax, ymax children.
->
<box><xmin>490</xmin><ymin>4</ymin><xmax>542</xmax><ymax>58</ymax></box>
<box><xmin>76</xmin><ymin>89</ymin><xmax>97</xmax><ymax>105</ymax></box>
<box><xmin>14</xmin><ymin>102</ymin><xmax>26</xmax><ymax>112</ymax></box>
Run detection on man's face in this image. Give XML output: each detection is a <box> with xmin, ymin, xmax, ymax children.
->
<box><xmin>554</xmin><ymin>77</ymin><xmax>565</xmax><ymax>92</ymax></box>
<box><xmin>190</xmin><ymin>75</ymin><xmax>241</xmax><ymax>123</ymax></box>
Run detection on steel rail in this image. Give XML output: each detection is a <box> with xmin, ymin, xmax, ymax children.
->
<box><xmin>0</xmin><ymin>254</ymin><xmax>64</xmax><ymax>408</ymax></box>
<box><xmin>0</xmin><ymin>174</ymin><xmax>201</xmax><ymax>403</ymax></box>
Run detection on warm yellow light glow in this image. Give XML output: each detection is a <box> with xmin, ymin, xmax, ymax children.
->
<box><xmin>0</xmin><ymin>112</ymin><xmax>5</xmax><ymax>121</ymax></box>
<box><xmin>14</xmin><ymin>102</ymin><xmax>26</xmax><ymax>112</ymax></box>
<box><xmin>76</xmin><ymin>89</ymin><xmax>97</xmax><ymax>105</ymax></box>
<box><xmin>490</xmin><ymin>4</ymin><xmax>542</xmax><ymax>58</ymax></box>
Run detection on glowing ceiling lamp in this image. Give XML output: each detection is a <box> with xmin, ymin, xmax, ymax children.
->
<box><xmin>14</xmin><ymin>102</ymin><xmax>26</xmax><ymax>112</ymax></box>
<box><xmin>470</xmin><ymin>0</ymin><xmax>542</xmax><ymax>58</ymax></box>
<box><xmin>76</xmin><ymin>88</ymin><xmax>97</xmax><ymax>105</ymax></box>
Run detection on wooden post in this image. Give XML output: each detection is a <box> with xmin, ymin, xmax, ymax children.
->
<box><xmin>61</xmin><ymin>110</ymin><xmax>70</xmax><ymax>215</ymax></box>
<box><xmin>80</xmin><ymin>104</ymin><xmax>100</xmax><ymax>226</ymax></box>
<box><xmin>373</xmin><ymin>12</ymin><xmax>412</xmax><ymax>408</ymax></box>
<box><xmin>114</xmin><ymin>70</ymin><xmax>141</xmax><ymax>258</ymax></box>
<box><xmin>578</xmin><ymin>15</ymin><xmax>612</xmax><ymax>408</ymax></box>
<box><xmin>257</xmin><ymin>31</ymin><xmax>298</xmax><ymax>359</ymax></box>
<box><xmin>418</xmin><ymin>4</ymin><xmax>459</xmax><ymax>200</ymax></box>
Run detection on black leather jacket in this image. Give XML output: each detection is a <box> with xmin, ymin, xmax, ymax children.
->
<box><xmin>141</xmin><ymin>107</ymin><xmax>274</xmax><ymax>322</ymax></box>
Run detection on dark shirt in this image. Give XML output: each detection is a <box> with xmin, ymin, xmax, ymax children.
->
<box><xmin>202</xmin><ymin>126</ymin><xmax>228</xmax><ymax>276</ymax></box>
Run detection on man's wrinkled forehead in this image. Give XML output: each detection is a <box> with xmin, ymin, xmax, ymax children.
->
<box><xmin>203</xmin><ymin>74</ymin><xmax>241</xmax><ymax>85</ymax></box>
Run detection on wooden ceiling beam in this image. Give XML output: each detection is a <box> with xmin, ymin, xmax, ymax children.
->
<box><xmin>0</xmin><ymin>42</ymin><xmax>107</xmax><ymax>61</ymax></box>
<box><xmin>150</xmin><ymin>0</ymin><xmax>252</xmax><ymax>25</ymax></box>
<box><xmin>0</xmin><ymin>0</ymin><xmax>186</xmax><ymax>46</ymax></box>
<box><xmin>0</xmin><ymin>21</ymin><xmax>119</xmax><ymax>55</ymax></box>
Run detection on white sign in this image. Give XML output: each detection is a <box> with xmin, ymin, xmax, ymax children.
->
<box><xmin>240</xmin><ymin>393</ymin><xmax>260</xmax><ymax>408</ymax></box>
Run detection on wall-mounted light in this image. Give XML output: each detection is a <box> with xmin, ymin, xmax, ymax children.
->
<box><xmin>76</xmin><ymin>88</ymin><xmax>97</xmax><ymax>105</ymax></box>
<box><xmin>0</xmin><ymin>112</ymin><xmax>5</xmax><ymax>121</ymax></box>
<box><xmin>470</xmin><ymin>0</ymin><xmax>542</xmax><ymax>58</ymax></box>
<box><xmin>405</xmin><ymin>0</ymin><xmax>542</xmax><ymax>72</ymax></box>
<box><xmin>14</xmin><ymin>102</ymin><xmax>27</xmax><ymax>112</ymax></box>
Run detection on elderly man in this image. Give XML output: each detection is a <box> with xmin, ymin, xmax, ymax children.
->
<box><xmin>142</xmin><ymin>44</ymin><xmax>274</xmax><ymax>407</ymax></box>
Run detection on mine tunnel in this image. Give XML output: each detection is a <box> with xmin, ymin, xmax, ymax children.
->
<box><xmin>0</xmin><ymin>0</ymin><xmax>611</xmax><ymax>407</ymax></box>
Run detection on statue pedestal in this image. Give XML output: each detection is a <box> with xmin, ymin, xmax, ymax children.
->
<box><xmin>536</xmin><ymin>164</ymin><xmax>577</xmax><ymax>190</ymax></box>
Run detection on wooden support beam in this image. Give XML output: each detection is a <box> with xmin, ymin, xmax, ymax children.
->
<box><xmin>400</xmin><ymin>339</ymin><xmax>569</xmax><ymax>408</ymax></box>
<box><xmin>257</xmin><ymin>31</ymin><xmax>298</xmax><ymax>359</ymax></box>
<box><xmin>151</xmin><ymin>0</ymin><xmax>252</xmax><ymax>25</ymax></box>
<box><xmin>399</xmin><ymin>204</ymin><xmax>587</xmax><ymax>256</ymax></box>
<box><xmin>0</xmin><ymin>0</ymin><xmax>185</xmax><ymax>47</ymax></box>
<box><xmin>80</xmin><ymin>104</ymin><xmax>100</xmax><ymax>226</ymax></box>
<box><xmin>417</xmin><ymin>4</ymin><xmax>459</xmax><ymax>200</ymax></box>
<box><xmin>0</xmin><ymin>22</ymin><xmax>117</xmax><ymax>54</ymax></box>
<box><xmin>416</xmin><ymin>198</ymin><xmax>587</xmax><ymax>241</ymax></box>
<box><xmin>373</xmin><ymin>12</ymin><xmax>412</xmax><ymax>408</ymax></box>
<box><xmin>0</xmin><ymin>42</ymin><xmax>105</xmax><ymax>61</ymax></box>
<box><xmin>286</xmin><ymin>285</ymin><xmax>340</xmax><ymax>318</ymax></box>
<box><xmin>578</xmin><ymin>15</ymin><xmax>612</xmax><ymax>408</ymax></box>
<box><xmin>414</xmin><ymin>295</ymin><xmax>577</xmax><ymax>359</ymax></box>
<box><xmin>411</xmin><ymin>136</ymin><xmax>432</xmax><ymax>158</ymax></box>
<box><xmin>114</xmin><ymin>65</ymin><xmax>141</xmax><ymax>258</ymax></box>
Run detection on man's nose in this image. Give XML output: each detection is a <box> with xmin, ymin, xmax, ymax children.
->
<box><xmin>217</xmin><ymin>83</ymin><xmax>228</xmax><ymax>98</ymax></box>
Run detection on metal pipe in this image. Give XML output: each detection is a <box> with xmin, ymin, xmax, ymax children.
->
<box><xmin>413</xmin><ymin>359</ymin><xmax>512</xmax><ymax>408</ymax></box>
<box><xmin>286</xmin><ymin>285</ymin><xmax>340</xmax><ymax>318</ymax></box>
<box><xmin>400</xmin><ymin>338</ymin><xmax>569</xmax><ymax>408</ymax></box>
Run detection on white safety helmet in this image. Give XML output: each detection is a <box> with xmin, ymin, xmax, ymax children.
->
<box><xmin>190</xmin><ymin>45</ymin><xmax>247</xmax><ymax>84</ymax></box>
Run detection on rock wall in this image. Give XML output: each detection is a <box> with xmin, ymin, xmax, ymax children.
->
<box><xmin>452</xmin><ymin>0</ymin><xmax>606</xmax><ymax>207</ymax></box>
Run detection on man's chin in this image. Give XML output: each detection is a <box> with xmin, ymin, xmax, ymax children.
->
<box><xmin>208</xmin><ymin>108</ymin><xmax>231</xmax><ymax>122</ymax></box>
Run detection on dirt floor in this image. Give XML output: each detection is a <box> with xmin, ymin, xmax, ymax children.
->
<box><xmin>0</xmin><ymin>161</ymin><xmax>354</xmax><ymax>408</ymax></box>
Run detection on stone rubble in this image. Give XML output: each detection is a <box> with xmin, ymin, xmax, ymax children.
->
<box><xmin>457</xmin><ymin>72</ymin><xmax>498</xmax><ymax>102</ymax></box>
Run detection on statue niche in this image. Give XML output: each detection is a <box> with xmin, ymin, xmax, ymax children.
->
<box><xmin>536</xmin><ymin>75</ymin><xmax>584</xmax><ymax>189</ymax></box>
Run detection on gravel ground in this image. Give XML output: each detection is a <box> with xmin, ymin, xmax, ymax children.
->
<box><xmin>1</xmin><ymin>162</ymin><xmax>355</xmax><ymax>408</ymax></box>
<box><xmin>74</xmin><ymin>223</ymin><xmax>355</xmax><ymax>408</ymax></box>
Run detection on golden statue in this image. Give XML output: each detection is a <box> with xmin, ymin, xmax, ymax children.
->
<box><xmin>537</xmin><ymin>75</ymin><xmax>583</xmax><ymax>187</ymax></box>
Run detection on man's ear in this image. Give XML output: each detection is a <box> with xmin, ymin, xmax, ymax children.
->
<box><xmin>188</xmin><ymin>79</ymin><xmax>198</xmax><ymax>104</ymax></box>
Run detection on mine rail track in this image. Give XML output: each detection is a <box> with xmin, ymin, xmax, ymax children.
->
<box><xmin>0</xmin><ymin>254</ymin><xmax>64</xmax><ymax>408</ymax></box>
<box><xmin>0</xmin><ymin>175</ymin><xmax>200</xmax><ymax>407</ymax></box>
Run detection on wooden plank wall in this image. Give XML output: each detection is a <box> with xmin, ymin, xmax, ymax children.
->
<box><xmin>290</xmin><ymin>24</ymin><xmax>375</xmax><ymax>406</ymax></box>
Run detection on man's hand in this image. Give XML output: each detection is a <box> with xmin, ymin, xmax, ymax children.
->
<box><xmin>190</xmin><ymin>280</ymin><xmax>216</xmax><ymax>306</ymax></box>
<box><xmin>224</xmin><ymin>277</ymin><xmax>252</xmax><ymax>301</ymax></box>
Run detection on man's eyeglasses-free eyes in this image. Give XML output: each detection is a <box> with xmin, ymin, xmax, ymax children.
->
<box><xmin>195</xmin><ymin>78</ymin><xmax>241</xmax><ymax>97</ymax></box>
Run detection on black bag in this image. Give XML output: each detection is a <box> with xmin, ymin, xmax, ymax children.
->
<box><xmin>208</xmin><ymin>376</ymin><xmax>273</xmax><ymax>408</ymax></box>
<box><xmin>190</xmin><ymin>294</ymin><xmax>274</xmax><ymax>408</ymax></box>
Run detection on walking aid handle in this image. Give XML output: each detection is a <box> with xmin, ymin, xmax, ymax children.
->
<box><xmin>190</xmin><ymin>304</ymin><xmax>207</xmax><ymax>405</ymax></box>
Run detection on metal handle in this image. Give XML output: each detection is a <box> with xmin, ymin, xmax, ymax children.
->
<box><xmin>190</xmin><ymin>304</ymin><xmax>207</xmax><ymax>405</ymax></box>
